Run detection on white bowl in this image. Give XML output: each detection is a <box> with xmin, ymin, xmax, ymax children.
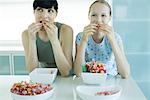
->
<box><xmin>81</xmin><ymin>72</ymin><xmax>107</xmax><ymax>84</ymax></box>
<box><xmin>76</xmin><ymin>85</ymin><xmax>122</xmax><ymax>100</ymax></box>
<box><xmin>29</xmin><ymin>68</ymin><xmax>58</xmax><ymax>84</ymax></box>
<box><xmin>11</xmin><ymin>88</ymin><xmax>54</xmax><ymax>100</ymax></box>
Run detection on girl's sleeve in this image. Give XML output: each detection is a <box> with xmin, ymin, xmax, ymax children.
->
<box><xmin>75</xmin><ymin>32</ymin><xmax>83</xmax><ymax>45</ymax></box>
<box><xmin>115</xmin><ymin>33</ymin><xmax>123</xmax><ymax>47</ymax></box>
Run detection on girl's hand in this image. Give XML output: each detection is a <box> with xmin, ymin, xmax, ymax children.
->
<box><xmin>82</xmin><ymin>24</ymin><xmax>98</xmax><ymax>42</ymax></box>
<box><xmin>98</xmin><ymin>24</ymin><xmax>115</xmax><ymax>40</ymax></box>
<box><xmin>28</xmin><ymin>23</ymin><xmax>42</xmax><ymax>40</ymax></box>
<box><xmin>43</xmin><ymin>21</ymin><xmax>58</xmax><ymax>42</ymax></box>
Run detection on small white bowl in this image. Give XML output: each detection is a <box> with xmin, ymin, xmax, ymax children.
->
<box><xmin>29</xmin><ymin>68</ymin><xmax>58</xmax><ymax>84</ymax></box>
<box><xmin>76</xmin><ymin>85</ymin><xmax>122</xmax><ymax>100</ymax></box>
<box><xmin>81</xmin><ymin>72</ymin><xmax>107</xmax><ymax>85</ymax></box>
<box><xmin>11</xmin><ymin>88</ymin><xmax>54</xmax><ymax>100</ymax></box>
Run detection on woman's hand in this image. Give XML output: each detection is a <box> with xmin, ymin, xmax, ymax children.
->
<box><xmin>28</xmin><ymin>23</ymin><xmax>42</xmax><ymax>40</ymax></box>
<box><xmin>43</xmin><ymin>21</ymin><xmax>58</xmax><ymax>42</ymax></box>
<box><xmin>82</xmin><ymin>23</ymin><xmax>98</xmax><ymax>42</ymax></box>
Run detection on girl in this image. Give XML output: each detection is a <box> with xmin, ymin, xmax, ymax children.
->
<box><xmin>74</xmin><ymin>0</ymin><xmax>130</xmax><ymax>78</ymax></box>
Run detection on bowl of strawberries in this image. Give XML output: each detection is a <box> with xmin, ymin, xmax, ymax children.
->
<box><xmin>81</xmin><ymin>61</ymin><xmax>107</xmax><ymax>85</ymax></box>
<box><xmin>10</xmin><ymin>81</ymin><xmax>54</xmax><ymax>100</ymax></box>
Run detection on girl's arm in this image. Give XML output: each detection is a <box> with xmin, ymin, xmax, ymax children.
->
<box><xmin>74</xmin><ymin>24</ymin><xmax>97</xmax><ymax>76</ymax></box>
<box><xmin>108</xmin><ymin>35</ymin><xmax>130</xmax><ymax>79</ymax></box>
<box><xmin>74</xmin><ymin>40</ymin><xmax>87</xmax><ymax>77</ymax></box>
<box><xmin>99</xmin><ymin>24</ymin><xmax>130</xmax><ymax>78</ymax></box>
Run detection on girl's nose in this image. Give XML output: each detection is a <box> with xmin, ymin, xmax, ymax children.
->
<box><xmin>98</xmin><ymin>17</ymin><xmax>102</xmax><ymax>24</ymax></box>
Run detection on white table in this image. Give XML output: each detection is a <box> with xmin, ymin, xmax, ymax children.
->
<box><xmin>0</xmin><ymin>75</ymin><xmax>147</xmax><ymax>100</ymax></box>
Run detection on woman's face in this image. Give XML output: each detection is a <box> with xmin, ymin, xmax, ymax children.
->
<box><xmin>88</xmin><ymin>3</ymin><xmax>111</xmax><ymax>24</ymax></box>
<box><xmin>34</xmin><ymin>6</ymin><xmax>57</xmax><ymax>23</ymax></box>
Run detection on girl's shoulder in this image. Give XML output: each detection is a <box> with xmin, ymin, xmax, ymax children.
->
<box><xmin>75</xmin><ymin>32</ymin><xmax>84</xmax><ymax>45</ymax></box>
<box><xmin>114</xmin><ymin>32</ymin><xmax>123</xmax><ymax>44</ymax></box>
<box><xmin>115</xmin><ymin>33</ymin><xmax>122</xmax><ymax>41</ymax></box>
<box><xmin>115</xmin><ymin>33</ymin><xmax>122</xmax><ymax>39</ymax></box>
<box><xmin>76</xmin><ymin>32</ymin><xmax>83</xmax><ymax>38</ymax></box>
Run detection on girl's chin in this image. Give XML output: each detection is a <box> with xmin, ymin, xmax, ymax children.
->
<box><xmin>94</xmin><ymin>32</ymin><xmax>105</xmax><ymax>37</ymax></box>
<box><xmin>40</xmin><ymin>27</ymin><xmax>45</xmax><ymax>31</ymax></box>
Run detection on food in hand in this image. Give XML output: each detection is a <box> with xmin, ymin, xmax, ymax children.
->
<box><xmin>10</xmin><ymin>81</ymin><xmax>52</xmax><ymax>96</ymax></box>
<box><xmin>85</xmin><ymin>61</ymin><xmax>106</xmax><ymax>73</ymax></box>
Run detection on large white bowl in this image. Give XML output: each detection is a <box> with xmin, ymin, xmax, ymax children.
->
<box><xmin>76</xmin><ymin>85</ymin><xmax>122</xmax><ymax>100</ymax></box>
<box><xmin>81</xmin><ymin>72</ymin><xmax>107</xmax><ymax>85</ymax></box>
<box><xmin>29</xmin><ymin>68</ymin><xmax>58</xmax><ymax>84</ymax></box>
<box><xmin>11</xmin><ymin>88</ymin><xmax>54</xmax><ymax>100</ymax></box>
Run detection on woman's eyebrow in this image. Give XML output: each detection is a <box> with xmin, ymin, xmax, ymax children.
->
<box><xmin>37</xmin><ymin>7</ymin><xmax>42</xmax><ymax>9</ymax></box>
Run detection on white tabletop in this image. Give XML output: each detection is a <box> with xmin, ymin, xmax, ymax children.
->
<box><xmin>0</xmin><ymin>75</ymin><xmax>147</xmax><ymax>100</ymax></box>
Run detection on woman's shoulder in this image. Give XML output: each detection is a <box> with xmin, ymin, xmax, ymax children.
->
<box><xmin>60</xmin><ymin>23</ymin><xmax>73</xmax><ymax>33</ymax></box>
<box><xmin>58</xmin><ymin>22</ymin><xmax>73</xmax><ymax>38</ymax></box>
<box><xmin>22</xmin><ymin>29</ymin><xmax>28</xmax><ymax>35</ymax></box>
<box><xmin>22</xmin><ymin>29</ymin><xmax>29</xmax><ymax>41</ymax></box>
<box><xmin>58</xmin><ymin>22</ymin><xmax>73</xmax><ymax>42</ymax></box>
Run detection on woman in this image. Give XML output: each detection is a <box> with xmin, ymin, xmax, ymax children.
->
<box><xmin>22</xmin><ymin>0</ymin><xmax>73</xmax><ymax>76</ymax></box>
<box><xmin>74</xmin><ymin>0</ymin><xmax>130</xmax><ymax>78</ymax></box>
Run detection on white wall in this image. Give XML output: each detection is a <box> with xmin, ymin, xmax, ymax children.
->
<box><xmin>0</xmin><ymin>0</ymin><xmax>96</xmax><ymax>42</ymax></box>
<box><xmin>0</xmin><ymin>0</ymin><xmax>111</xmax><ymax>43</ymax></box>
<box><xmin>0</xmin><ymin>2</ymin><xmax>33</xmax><ymax>42</ymax></box>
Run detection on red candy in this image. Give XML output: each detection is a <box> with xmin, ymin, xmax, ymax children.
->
<box><xmin>10</xmin><ymin>81</ymin><xmax>52</xmax><ymax>96</ymax></box>
<box><xmin>95</xmin><ymin>90</ymin><xmax>119</xmax><ymax>96</ymax></box>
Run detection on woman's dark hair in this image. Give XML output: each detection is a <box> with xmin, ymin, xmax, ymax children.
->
<box><xmin>89</xmin><ymin>0</ymin><xmax>111</xmax><ymax>16</ymax></box>
<box><xmin>33</xmin><ymin>0</ymin><xmax>58</xmax><ymax>12</ymax></box>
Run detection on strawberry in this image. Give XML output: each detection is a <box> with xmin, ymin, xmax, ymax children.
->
<box><xmin>84</xmin><ymin>61</ymin><xmax>106</xmax><ymax>74</ymax></box>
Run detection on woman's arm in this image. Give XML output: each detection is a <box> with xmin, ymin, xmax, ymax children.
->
<box><xmin>22</xmin><ymin>30</ymin><xmax>39</xmax><ymax>72</ymax></box>
<box><xmin>50</xmin><ymin>25</ymin><xmax>73</xmax><ymax>76</ymax></box>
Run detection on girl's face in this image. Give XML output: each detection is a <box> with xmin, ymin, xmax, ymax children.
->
<box><xmin>88</xmin><ymin>3</ymin><xmax>111</xmax><ymax>24</ymax></box>
<box><xmin>34</xmin><ymin>7</ymin><xmax>57</xmax><ymax>23</ymax></box>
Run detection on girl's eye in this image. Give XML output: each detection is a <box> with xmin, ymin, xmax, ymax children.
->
<box><xmin>102</xmin><ymin>14</ymin><xmax>106</xmax><ymax>17</ymax></box>
<box><xmin>91</xmin><ymin>14</ymin><xmax>97</xmax><ymax>17</ymax></box>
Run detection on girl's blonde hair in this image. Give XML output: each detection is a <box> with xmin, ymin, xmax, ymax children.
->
<box><xmin>89</xmin><ymin>0</ymin><xmax>111</xmax><ymax>16</ymax></box>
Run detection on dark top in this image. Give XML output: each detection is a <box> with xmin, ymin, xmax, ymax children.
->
<box><xmin>36</xmin><ymin>22</ymin><xmax>62</xmax><ymax>68</ymax></box>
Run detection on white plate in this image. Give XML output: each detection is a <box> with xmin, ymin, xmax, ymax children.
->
<box><xmin>76</xmin><ymin>85</ymin><xmax>122</xmax><ymax>100</ymax></box>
